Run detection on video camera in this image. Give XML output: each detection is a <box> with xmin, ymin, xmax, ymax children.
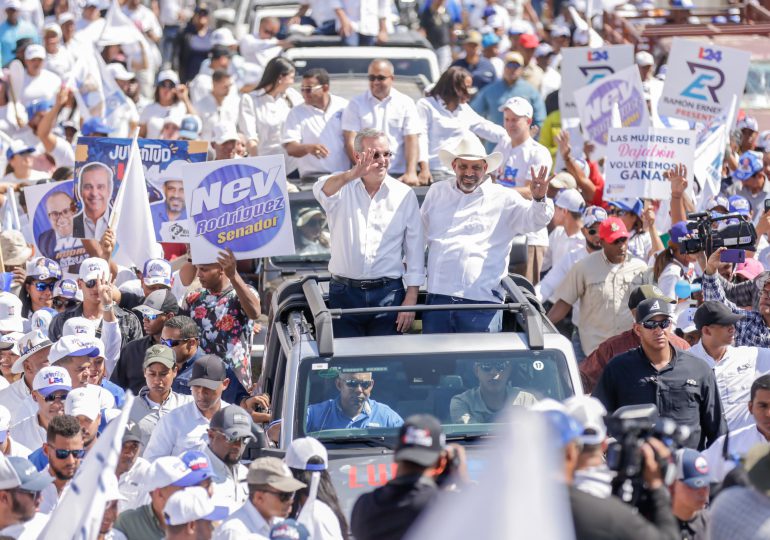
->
<box><xmin>681</xmin><ymin>211</ymin><xmax>757</xmax><ymax>255</ymax></box>
<box><xmin>605</xmin><ymin>404</ymin><xmax>690</xmax><ymax>506</ymax></box>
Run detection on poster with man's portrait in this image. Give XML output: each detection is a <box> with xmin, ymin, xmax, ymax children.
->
<box><xmin>72</xmin><ymin>137</ymin><xmax>208</xmax><ymax>240</ymax></box>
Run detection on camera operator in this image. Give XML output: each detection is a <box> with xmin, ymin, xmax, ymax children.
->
<box><xmin>700</xmin><ymin>247</ymin><xmax>770</xmax><ymax>348</ymax></box>
<box><xmin>593</xmin><ymin>298</ymin><xmax>725</xmax><ymax>450</ymax></box>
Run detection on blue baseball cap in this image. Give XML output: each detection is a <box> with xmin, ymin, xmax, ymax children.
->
<box><xmin>81</xmin><ymin>117</ymin><xmax>111</xmax><ymax>136</ymax></box>
<box><xmin>174</xmin><ymin>450</ymin><xmax>218</xmax><ymax>487</ymax></box>
<box><xmin>675</xmin><ymin>448</ymin><xmax>711</xmax><ymax>488</ymax></box>
<box><xmin>607</xmin><ymin>198</ymin><xmax>644</xmax><ymax>218</ymax></box>
<box><xmin>270</xmin><ymin>519</ymin><xmax>309</xmax><ymax>540</ymax></box>
<box><xmin>669</xmin><ymin>221</ymin><xmax>690</xmax><ymax>244</ymax></box>
<box><xmin>5</xmin><ymin>139</ymin><xmax>35</xmax><ymax>161</ymax></box>
<box><xmin>179</xmin><ymin>114</ymin><xmax>202</xmax><ymax>139</ymax></box>
<box><xmin>481</xmin><ymin>33</ymin><xmax>500</xmax><ymax>48</ymax></box>
<box><xmin>728</xmin><ymin>195</ymin><xmax>752</xmax><ymax>216</ymax></box>
<box><xmin>543</xmin><ymin>409</ymin><xmax>584</xmax><ymax>448</ymax></box>
<box><xmin>25</xmin><ymin>98</ymin><xmax>53</xmax><ymax>119</ymax></box>
<box><xmin>583</xmin><ymin>206</ymin><xmax>608</xmax><ymax>228</ymax></box>
<box><xmin>734</xmin><ymin>151</ymin><xmax>764</xmax><ymax>181</ymax></box>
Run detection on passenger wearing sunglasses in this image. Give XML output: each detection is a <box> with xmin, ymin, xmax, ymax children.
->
<box><xmin>19</xmin><ymin>257</ymin><xmax>61</xmax><ymax>321</ymax></box>
<box><xmin>450</xmin><ymin>360</ymin><xmax>537</xmax><ymax>424</ymax></box>
<box><xmin>593</xmin><ymin>298</ymin><xmax>725</xmax><ymax>450</ymax></box>
<box><xmin>306</xmin><ymin>371</ymin><xmax>403</xmax><ymax>433</ymax></box>
<box><xmin>39</xmin><ymin>414</ymin><xmax>85</xmax><ymax>513</ymax></box>
<box><xmin>0</xmin><ymin>456</ymin><xmax>54</xmax><ymax>539</ymax></box>
<box><xmin>10</xmin><ymin>366</ymin><xmax>71</xmax><ymax>453</ymax></box>
<box><xmin>51</xmin><ymin>278</ymin><xmax>82</xmax><ymax>313</ymax></box>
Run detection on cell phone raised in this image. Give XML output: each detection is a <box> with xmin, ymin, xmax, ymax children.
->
<box><xmin>720</xmin><ymin>249</ymin><xmax>746</xmax><ymax>264</ymax></box>
<box><xmin>764</xmin><ymin>198</ymin><xmax>770</xmax><ymax>214</ymax></box>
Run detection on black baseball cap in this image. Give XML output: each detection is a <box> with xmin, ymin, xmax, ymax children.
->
<box><xmin>628</xmin><ymin>285</ymin><xmax>675</xmax><ymax>310</ymax></box>
<box><xmin>394</xmin><ymin>414</ymin><xmax>444</xmax><ymax>467</ymax></box>
<box><xmin>693</xmin><ymin>301</ymin><xmax>744</xmax><ymax>331</ymax></box>
<box><xmin>210</xmin><ymin>405</ymin><xmax>255</xmax><ymax>441</ymax></box>
<box><xmin>189</xmin><ymin>354</ymin><xmax>227</xmax><ymax>390</ymax></box>
<box><xmin>635</xmin><ymin>298</ymin><xmax>673</xmax><ymax>323</ymax></box>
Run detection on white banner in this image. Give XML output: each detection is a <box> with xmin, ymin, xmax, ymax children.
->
<box><xmin>182</xmin><ymin>155</ymin><xmax>296</xmax><ymax>264</ymax></box>
<box><xmin>604</xmin><ymin>127</ymin><xmax>696</xmax><ymax>200</ymax></box>
<box><xmin>559</xmin><ymin>44</ymin><xmax>634</xmax><ymax>119</ymax></box>
<box><xmin>658</xmin><ymin>38</ymin><xmax>750</xmax><ymax>124</ymax></box>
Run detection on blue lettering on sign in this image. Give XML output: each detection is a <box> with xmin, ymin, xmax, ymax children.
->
<box><xmin>586</xmin><ymin>50</ymin><xmax>609</xmax><ymax>61</ymax></box>
<box><xmin>681</xmin><ymin>62</ymin><xmax>724</xmax><ymax>102</ymax></box>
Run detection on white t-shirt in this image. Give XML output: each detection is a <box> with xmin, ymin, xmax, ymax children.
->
<box><xmin>139</xmin><ymin>101</ymin><xmax>187</xmax><ymax>139</ymax></box>
<box><xmin>543</xmin><ymin>226</ymin><xmax>585</xmax><ymax>274</ymax></box>
<box><xmin>20</xmin><ymin>69</ymin><xmax>61</xmax><ymax>107</ymax></box>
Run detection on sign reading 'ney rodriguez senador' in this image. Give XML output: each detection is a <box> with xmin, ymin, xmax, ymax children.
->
<box><xmin>182</xmin><ymin>155</ymin><xmax>296</xmax><ymax>264</ymax></box>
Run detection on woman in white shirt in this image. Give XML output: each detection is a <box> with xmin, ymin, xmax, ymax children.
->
<box><xmin>2</xmin><ymin>142</ymin><xmax>49</xmax><ymax>186</ymax></box>
<box><xmin>416</xmin><ymin>66</ymin><xmax>507</xmax><ymax>181</ymax></box>
<box><xmin>138</xmin><ymin>70</ymin><xmax>194</xmax><ymax>139</ymax></box>
<box><xmin>238</xmin><ymin>57</ymin><xmax>302</xmax><ymax>174</ymax></box>
<box><xmin>653</xmin><ymin>221</ymin><xmax>696</xmax><ymax>300</ymax></box>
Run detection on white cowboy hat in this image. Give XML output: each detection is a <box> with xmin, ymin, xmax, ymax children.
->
<box><xmin>438</xmin><ymin>134</ymin><xmax>503</xmax><ymax>173</ymax></box>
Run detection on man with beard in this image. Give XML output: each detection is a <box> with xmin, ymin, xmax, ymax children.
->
<box><xmin>150</xmin><ymin>161</ymin><xmax>187</xmax><ymax>241</ymax></box>
<box><xmin>204</xmin><ymin>405</ymin><xmax>254</xmax><ymax>511</ymax></box>
<box><xmin>0</xmin><ymin>455</ymin><xmax>54</xmax><ymax>538</ymax></box>
<box><xmin>39</xmin><ymin>414</ymin><xmax>84</xmax><ymax>513</ymax></box>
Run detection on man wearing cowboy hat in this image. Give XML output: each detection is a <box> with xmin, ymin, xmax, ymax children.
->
<box><xmin>420</xmin><ymin>133</ymin><xmax>554</xmax><ymax>333</ymax></box>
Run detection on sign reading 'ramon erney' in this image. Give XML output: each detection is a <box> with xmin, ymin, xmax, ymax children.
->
<box><xmin>182</xmin><ymin>155</ymin><xmax>296</xmax><ymax>264</ymax></box>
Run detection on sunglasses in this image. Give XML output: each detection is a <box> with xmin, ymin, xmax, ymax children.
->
<box><xmin>587</xmin><ymin>228</ymin><xmax>598</xmax><ymax>236</ymax></box>
<box><xmin>160</xmin><ymin>337</ymin><xmax>188</xmax><ymax>347</ymax></box>
<box><xmin>54</xmin><ymin>448</ymin><xmax>85</xmax><ymax>460</ymax></box>
<box><xmin>478</xmin><ymin>361</ymin><xmax>510</xmax><ymax>373</ymax></box>
<box><xmin>33</xmin><ymin>281</ymin><xmax>56</xmax><ymax>292</ymax></box>
<box><xmin>641</xmin><ymin>319</ymin><xmax>672</xmax><ymax>330</ymax></box>
<box><xmin>299</xmin><ymin>84</ymin><xmax>322</xmax><ymax>93</ymax></box>
<box><xmin>257</xmin><ymin>489</ymin><xmax>294</xmax><ymax>502</ymax></box>
<box><xmin>159</xmin><ymin>81</ymin><xmax>176</xmax><ymax>89</ymax></box>
<box><xmin>368</xmin><ymin>74</ymin><xmax>391</xmax><ymax>82</ymax></box>
<box><xmin>53</xmin><ymin>298</ymin><xmax>79</xmax><ymax>309</ymax></box>
<box><xmin>212</xmin><ymin>430</ymin><xmax>248</xmax><ymax>445</ymax></box>
<box><xmin>343</xmin><ymin>379</ymin><xmax>373</xmax><ymax>390</ymax></box>
<box><xmin>142</xmin><ymin>313</ymin><xmax>159</xmax><ymax>320</ymax></box>
<box><xmin>44</xmin><ymin>392</ymin><xmax>69</xmax><ymax>402</ymax></box>
<box><xmin>506</xmin><ymin>62</ymin><xmax>522</xmax><ymax>69</ymax></box>
<box><xmin>608</xmin><ymin>208</ymin><xmax>629</xmax><ymax>217</ymax></box>
<box><xmin>372</xmin><ymin>151</ymin><xmax>394</xmax><ymax>159</ymax></box>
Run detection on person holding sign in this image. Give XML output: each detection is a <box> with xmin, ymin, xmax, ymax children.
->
<box><xmin>313</xmin><ymin>128</ymin><xmax>424</xmax><ymax>337</ymax></box>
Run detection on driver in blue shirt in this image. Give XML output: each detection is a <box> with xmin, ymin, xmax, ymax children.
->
<box><xmin>306</xmin><ymin>371</ymin><xmax>403</xmax><ymax>432</ymax></box>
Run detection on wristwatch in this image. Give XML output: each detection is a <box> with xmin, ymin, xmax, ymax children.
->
<box><xmin>103</xmin><ymin>303</ymin><xmax>115</xmax><ymax>312</ymax></box>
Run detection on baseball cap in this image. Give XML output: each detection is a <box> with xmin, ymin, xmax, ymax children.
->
<box><xmin>44</xmin><ymin>22</ymin><xmax>62</xmax><ymax>36</ymax></box>
<box><xmin>179</xmin><ymin>115</ymin><xmax>202</xmax><ymax>140</ymax></box>
<box><xmin>607</xmin><ymin>198</ymin><xmax>644</xmax><ymax>217</ymax></box>
<box><xmin>142</xmin><ymin>344</ymin><xmax>176</xmax><ymax>370</ymax></box>
<box><xmin>564</xmin><ymin>395</ymin><xmax>607</xmax><ymax>445</ymax></box>
<box><xmin>628</xmin><ymin>284</ymin><xmax>675</xmax><ymax>310</ymax></box>
<box><xmin>498</xmin><ymin>96</ymin><xmax>533</xmax><ymax>119</ymax></box>
<box><xmin>693</xmin><ymin>301</ymin><xmax>744</xmax><ymax>330</ymax></box>
<box><xmin>635</xmin><ymin>51</ymin><xmax>654</xmax><ymax>67</ymax></box>
<box><xmin>583</xmin><ymin>206</ymin><xmax>608</xmax><ymax>228</ymax></box>
<box><xmin>146</xmin><ymin>456</ymin><xmax>191</xmax><ymax>491</ymax></box>
<box><xmin>13</xmin><ymin>329</ymin><xmax>53</xmax><ymax>374</ymax></box>
<box><xmin>728</xmin><ymin>195</ymin><xmax>751</xmax><ymax>216</ymax></box>
<box><xmin>64</xmin><ymin>386</ymin><xmax>101</xmax><ymax>421</ymax></box>
<box><xmin>6</xmin><ymin>139</ymin><xmax>35</xmax><ymax>161</ymax></box>
<box><xmin>676</xmin><ymin>306</ymin><xmax>698</xmax><ymax>334</ymax></box>
<box><xmin>53</xmin><ymin>278</ymin><xmax>84</xmax><ymax>301</ymax></box>
<box><xmin>211</xmin><ymin>27</ymin><xmax>237</xmax><ymax>47</ymax></box>
<box><xmin>461</xmin><ymin>30</ymin><xmax>482</xmax><ymax>45</ymax></box>
<box><xmin>79</xmin><ymin>257</ymin><xmax>110</xmax><ymax>282</ymax></box>
<box><xmin>736</xmin><ymin>258</ymin><xmax>764</xmax><ymax>281</ymax></box>
<box><xmin>58</xmin><ymin>12</ymin><xmax>75</xmax><ymax>24</ymax></box>
<box><xmin>758</xmin><ymin>130</ymin><xmax>770</xmax><ymax>152</ymax></box>
<box><xmin>210</xmin><ymin>406</ymin><xmax>255</xmax><ymax>442</ymax></box>
<box><xmin>270</xmin><ymin>520</ymin><xmax>309</xmax><ymax>540</ymax></box>
<box><xmin>176</xmin><ymin>450</ymin><xmax>218</xmax><ymax>487</ymax></box>
<box><xmin>0</xmin><ymin>293</ymin><xmax>24</xmax><ymax>333</ymax></box>
<box><xmin>27</xmin><ymin>257</ymin><xmax>61</xmax><ymax>281</ymax></box>
<box><xmin>212</xmin><ymin>123</ymin><xmax>239</xmax><ymax>145</ymax></box>
<box><xmin>508</xmin><ymin>19</ymin><xmax>535</xmax><ymax>35</ymax></box>
<box><xmin>706</xmin><ymin>195</ymin><xmax>729</xmax><ymax>213</ymax></box>
<box><xmin>164</xmin><ymin>486</ymin><xmax>228</xmax><ymax>526</ymax></box>
<box><xmin>285</xmin><ymin>437</ymin><xmax>327</xmax><ymax>471</ymax></box>
<box><xmin>30</xmin><ymin>308</ymin><xmax>55</xmax><ymax>336</ymax></box>
<box><xmin>0</xmin><ymin>332</ymin><xmax>23</xmax><ymax>356</ymax></box>
<box><xmin>106</xmin><ymin>62</ymin><xmax>135</xmax><ymax>81</ymax></box>
<box><xmin>481</xmin><ymin>32</ymin><xmax>500</xmax><ymax>49</ymax></box>
<box><xmin>542</xmin><ymin>408</ymin><xmax>585</xmax><ymax>448</ymax></box>
<box><xmin>81</xmin><ymin>117</ymin><xmax>111</xmax><ymax>136</ymax></box>
<box><xmin>143</xmin><ymin>258</ymin><xmax>172</xmax><ymax>287</ymax></box>
<box><xmin>0</xmin><ymin>456</ymin><xmax>54</xmax><ymax>491</ymax></box>
<box><xmin>550</xmin><ymin>172</ymin><xmax>577</xmax><ymax>190</ymax></box>
<box><xmin>734</xmin><ymin>151</ymin><xmax>764</xmax><ymax>181</ymax></box>
<box><xmin>535</xmin><ymin>43</ymin><xmax>554</xmax><ymax>58</ymax></box>
<box><xmin>550</xmin><ymin>25</ymin><xmax>571</xmax><ymax>38</ymax></box>
<box><xmin>503</xmin><ymin>51</ymin><xmax>525</xmax><ymax>66</ymax></box>
<box><xmin>135</xmin><ymin>289</ymin><xmax>179</xmax><ymax>318</ymax></box>
<box><xmin>246</xmin><ymin>457</ymin><xmax>307</xmax><ymax>492</ymax></box>
<box><xmin>122</xmin><ymin>421</ymin><xmax>142</xmax><ymax>444</ymax></box>
<box><xmin>210</xmin><ymin>44</ymin><xmax>232</xmax><ymax>60</ymax></box>
<box><xmin>635</xmin><ymin>298</ymin><xmax>673</xmax><ymax>323</ymax></box>
<box><xmin>598</xmin><ymin>217</ymin><xmax>630</xmax><ymax>243</ymax></box>
<box><xmin>32</xmin><ymin>365</ymin><xmax>72</xmax><ymax>397</ymax></box>
<box><xmin>738</xmin><ymin>116</ymin><xmax>759</xmax><ymax>132</ymax></box>
<box><xmin>519</xmin><ymin>33</ymin><xmax>539</xmax><ymax>48</ymax></box>
<box><xmin>669</xmin><ymin>221</ymin><xmax>690</xmax><ymax>244</ymax></box>
<box><xmin>48</xmin><ymin>334</ymin><xmax>101</xmax><ymax>364</ymax></box>
<box><xmin>4</xmin><ymin>0</ymin><xmax>20</xmax><ymax>10</ymax></box>
<box><xmin>0</xmin><ymin>230</ymin><xmax>32</xmax><ymax>266</ymax></box>
<box><xmin>675</xmin><ymin>449</ymin><xmax>711</xmax><ymax>488</ymax></box>
<box><xmin>62</xmin><ymin>317</ymin><xmax>96</xmax><ymax>337</ymax></box>
<box><xmin>554</xmin><ymin>189</ymin><xmax>585</xmax><ymax>213</ymax></box>
<box><xmin>25</xmin><ymin>98</ymin><xmax>53</xmax><ymax>120</ymax></box>
<box><xmin>189</xmin><ymin>354</ymin><xmax>227</xmax><ymax>390</ymax></box>
<box><xmin>156</xmin><ymin>69</ymin><xmax>180</xmax><ymax>85</ymax></box>
<box><xmin>24</xmin><ymin>44</ymin><xmax>45</xmax><ymax>61</ymax></box>
<box><xmin>394</xmin><ymin>414</ymin><xmax>445</xmax><ymax>467</ymax></box>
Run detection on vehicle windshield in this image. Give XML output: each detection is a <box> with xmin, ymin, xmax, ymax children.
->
<box><xmin>744</xmin><ymin>62</ymin><xmax>770</xmax><ymax>108</ymax></box>
<box><xmin>275</xmin><ymin>198</ymin><xmax>331</xmax><ymax>263</ymax></box>
<box><xmin>296</xmin><ymin>351</ymin><xmax>575</xmax><ymax>440</ymax></box>
<box><xmin>292</xmin><ymin>57</ymin><xmax>434</xmax><ymax>80</ymax></box>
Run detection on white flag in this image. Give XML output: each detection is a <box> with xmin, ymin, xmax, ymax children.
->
<box><xmin>96</xmin><ymin>52</ymin><xmax>138</xmax><ymax>137</ymax></box>
<box><xmin>111</xmin><ymin>138</ymin><xmax>158</xmax><ymax>267</ymax></box>
<box><xmin>65</xmin><ymin>52</ymin><xmax>105</xmax><ymax>121</ymax></box>
<box><xmin>693</xmin><ymin>95</ymin><xmax>737</xmax><ymax>211</ymax></box>
<box><xmin>99</xmin><ymin>0</ymin><xmax>161</xmax><ymax>74</ymax></box>
<box><xmin>39</xmin><ymin>393</ymin><xmax>134</xmax><ymax>540</ymax></box>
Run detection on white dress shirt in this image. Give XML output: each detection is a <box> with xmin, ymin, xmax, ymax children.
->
<box><xmin>330</xmin><ymin>0</ymin><xmax>390</xmax><ymax>36</ymax></box>
<box><xmin>688</xmin><ymin>342</ymin><xmax>770</xmax><ymax>432</ymax></box>
<box><xmin>214</xmin><ymin>500</ymin><xmax>274</xmax><ymax>540</ymax></box>
<box><xmin>142</xmin><ymin>399</ymin><xmax>228</xmax><ymax>461</ymax></box>
<box><xmin>416</xmin><ymin>96</ymin><xmax>507</xmax><ymax>173</ymax></box>
<box><xmin>194</xmin><ymin>92</ymin><xmax>240</xmax><ymax>141</ymax></box>
<box><xmin>544</xmin><ymin>227</ymin><xmax>585</xmax><ymax>274</ymax></box>
<box><xmin>118</xmin><ymin>456</ymin><xmax>152</xmax><ymax>512</ymax></box>
<box><xmin>84</xmin><ymin>212</ymin><xmax>110</xmax><ymax>240</ymax></box>
<box><xmin>421</xmin><ymin>179</ymin><xmax>554</xmax><ymax>302</ymax></box>
<box><xmin>314</xmin><ymin>174</ymin><xmax>424</xmax><ymax>286</ymax></box>
<box><xmin>702</xmin><ymin>423</ymin><xmax>767</xmax><ymax>482</ymax></box>
<box><xmin>0</xmin><ymin>378</ymin><xmax>35</xmax><ymax>424</ymax></box>
<box><xmin>282</xmin><ymin>95</ymin><xmax>350</xmax><ymax>178</ymax></box>
<box><xmin>341</xmin><ymin>88</ymin><xmax>422</xmax><ymax>174</ymax></box>
<box><xmin>39</xmin><ymin>475</ymin><xmax>68</xmax><ymax>514</ymax></box>
<box><xmin>238</xmin><ymin>88</ymin><xmax>302</xmax><ymax>172</ymax></box>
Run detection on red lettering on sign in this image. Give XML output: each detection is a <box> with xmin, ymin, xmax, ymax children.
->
<box><xmin>348</xmin><ymin>466</ymin><xmax>363</xmax><ymax>489</ymax></box>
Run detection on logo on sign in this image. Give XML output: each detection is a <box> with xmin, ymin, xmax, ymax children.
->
<box><xmin>681</xmin><ymin>62</ymin><xmax>724</xmax><ymax>102</ymax></box>
<box><xmin>48</xmin><ymin>375</ymin><xmax>64</xmax><ymax>385</ymax></box>
<box><xmin>579</xmin><ymin>65</ymin><xmax>615</xmax><ymax>84</ymax></box>
<box><xmin>698</xmin><ymin>47</ymin><xmax>722</xmax><ymax>62</ymax></box>
<box><xmin>586</xmin><ymin>50</ymin><xmax>609</xmax><ymax>61</ymax></box>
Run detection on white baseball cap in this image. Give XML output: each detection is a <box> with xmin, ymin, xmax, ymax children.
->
<box><xmin>211</xmin><ymin>27</ymin><xmax>237</xmax><ymax>47</ymax></box>
<box><xmin>212</xmin><ymin>123</ymin><xmax>239</xmax><ymax>145</ymax></box>
<box><xmin>106</xmin><ymin>62</ymin><xmax>135</xmax><ymax>81</ymax></box>
<box><xmin>156</xmin><ymin>69</ymin><xmax>180</xmax><ymax>85</ymax></box>
<box><xmin>24</xmin><ymin>44</ymin><xmax>46</xmax><ymax>61</ymax></box>
<box><xmin>145</xmin><ymin>456</ymin><xmax>191</xmax><ymax>491</ymax></box>
<box><xmin>677</xmin><ymin>306</ymin><xmax>698</xmax><ymax>334</ymax></box>
<box><xmin>143</xmin><ymin>258</ymin><xmax>172</xmax><ymax>287</ymax></box>
<box><xmin>62</xmin><ymin>317</ymin><xmax>96</xmax><ymax>338</ymax></box>
<box><xmin>0</xmin><ymin>332</ymin><xmax>23</xmax><ymax>356</ymax></box>
<box><xmin>43</xmin><ymin>22</ymin><xmax>62</xmax><ymax>37</ymax></box>
<box><xmin>79</xmin><ymin>257</ymin><xmax>110</xmax><ymax>282</ymax></box>
<box><xmin>64</xmin><ymin>386</ymin><xmax>101</xmax><ymax>421</ymax></box>
<box><xmin>57</xmin><ymin>12</ymin><xmax>75</xmax><ymax>24</ymax></box>
<box><xmin>635</xmin><ymin>51</ymin><xmax>654</xmax><ymax>67</ymax></box>
<box><xmin>285</xmin><ymin>437</ymin><xmax>328</xmax><ymax>471</ymax></box>
<box><xmin>163</xmin><ymin>486</ymin><xmax>229</xmax><ymax>526</ymax></box>
<box><xmin>12</xmin><ymin>329</ymin><xmax>53</xmax><ymax>374</ymax></box>
<box><xmin>0</xmin><ymin>293</ymin><xmax>24</xmax><ymax>333</ymax></box>
<box><xmin>498</xmin><ymin>96</ymin><xmax>533</xmax><ymax>119</ymax></box>
<box><xmin>32</xmin><ymin>365</ymin><xmax>72</xmax><ymax>397</ymax></box>
<box><xmin>564</xmin><ymin>395</ymin><xmax>607</xmax><ymax>445</ymax></box>
<box><xmin>48</xmin><ymin>335</ymin><xmax>101</xmax><ymax>365</ymax></box>
<box><xmin>30</xmin><ymin>308</ymin><xmax>55</xmax><ymax>337</ymax></box>
<box><xmin>554</xmin><ymin>188</ymin><xmax>586</xmax><ymax>214</ymax></box>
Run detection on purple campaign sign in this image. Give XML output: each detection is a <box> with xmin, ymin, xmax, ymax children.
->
<box><xmin>583</xmin><ymin>79</ymin><xmax>646</xmax><ymax>145</ymax></box>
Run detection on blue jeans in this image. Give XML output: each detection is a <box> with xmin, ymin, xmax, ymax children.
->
<box><xmin>422</xmin><ymin>294</ymin><xmax>502</xmax><ymax>334</ymax></box>
<box><xmin>328</xmin><ymin>278</ymin><xmax>405</xmax><ymax>337</ymax></box>
<box><xmin>161</xmin><ymin>25</ymin><xmax>180</xmax><ymax>67</ymax></box>
<box><xmin>342</xmin><ymin>33</ymin><xmax>377</xmax><ymax>46</ymax></box>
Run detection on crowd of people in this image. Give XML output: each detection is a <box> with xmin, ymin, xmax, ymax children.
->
<box><xmin>0</xmin><ymin>0</ymin><xmax>769</xmax><ymax>538</ymax></box>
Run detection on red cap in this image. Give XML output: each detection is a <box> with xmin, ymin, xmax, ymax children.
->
<box><xmin>598</xmin><ymin>217</ymin><xmax>630</xmax><ymax>243</ymax></box>
<box><xmin>519</xmin><ymin>33</ymin><xmax>540</xmax><ymax>49</ymax></box>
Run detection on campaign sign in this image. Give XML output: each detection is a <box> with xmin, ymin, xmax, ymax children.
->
<box><xmin>559</xmin><ymin>44</ymin><xmax>634</xmax><ymax>119</ymax></box>
<box><xmin>658</xmin><ymin>38</ymin><xmax>750</xmax><ymax>124</ymax></box>
<box><xmin>604</xmin><ymin>127</ymin><xmax>695</xmax><ymax>200</ymax></box>
<box><xmin>182</xmin><ymin>155</ymin><xmax>296</xmax><ymax>264</ymax></box>
<box><xmin>24</xmin><ymin>181</ymin><xmax>89</xmax><ymax>277</ymax></box>
<box><xmin>73</xmin><ymin>137</ymin><xmax>208</xmax><ymax>240</ymax></box>
<box><xmin>574</xmin><ymin>65</ymin><xmax>649</xmax><ymax>149</ymax></box>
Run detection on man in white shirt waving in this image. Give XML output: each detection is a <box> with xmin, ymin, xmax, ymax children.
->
<box><xmin>313</xmin><ymin>128</ymin><xmax>424</xmax><ymax>337</ymax></box>
<box><xmin>421</xmin><ymin>134</ymin><xmax>554</xmax><ymax>333</ymax></box>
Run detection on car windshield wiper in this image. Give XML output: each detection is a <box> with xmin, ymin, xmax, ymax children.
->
<box><xmin>318</xmin><ymin>435</ymin><xmax>394</xmax><ymax>449</ymax></box>
<box><xmin>445</xmin><ymin>431</ymin><xmax>495</xmax><ymax>442</ymax></box>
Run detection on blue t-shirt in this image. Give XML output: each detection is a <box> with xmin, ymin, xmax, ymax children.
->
<box><xmin>0</xmin><ymin>20</ymin><xmax>39</xmax><ymax>66</ymax></box>
<box><xmin>305</xmin><ymin>398</ymin><xmax>403</xmax><ymax>433</ymax></box>
<box><xmin>102</xmin><ymin>379</ymin><xmax>126</xmax><ymax>408</ymax></box>
<box><xmin>451</xmin><ymin>56</ymin><xmax>497</xmax><ymax>91</ymax></box>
